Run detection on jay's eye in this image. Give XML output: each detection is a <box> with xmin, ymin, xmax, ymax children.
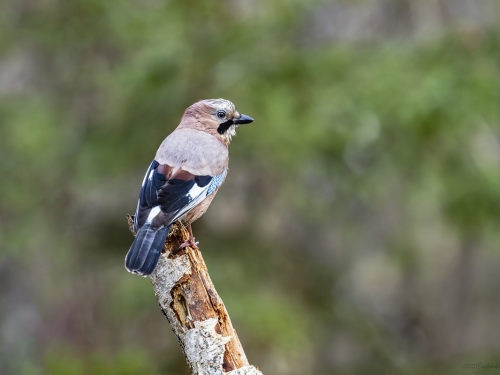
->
<box><xmin>216</xmin><ymin>110</ymin><xmax>226</xmax><ymax>119</ymax></box>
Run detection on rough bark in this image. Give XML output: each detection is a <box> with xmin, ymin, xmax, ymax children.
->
<box><xmin>127</xmin><ymin>216</ymin><xmax>263</xmax><ymax>375</ymax></box>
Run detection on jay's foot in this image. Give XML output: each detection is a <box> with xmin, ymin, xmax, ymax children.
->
<box><xmin>178</xmin><ymin>223</ymin><xmax>199</xmax><ymax>250</ymax></box>
<box><xmin>178</xmin><ymin>237</ymin><xmax>199</xmax><ymax>251</ymax></box>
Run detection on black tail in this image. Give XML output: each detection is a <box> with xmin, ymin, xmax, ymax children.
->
<box><xmin>125</xmin><ymin>223</ymin><xmax>170</xmax><ymax>276</ymax></box>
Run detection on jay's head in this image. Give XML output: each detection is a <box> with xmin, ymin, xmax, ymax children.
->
<box><xmin>181</xmin><ymin>99</ymin><xmax>254</xmax><ymax>143</ymax></box>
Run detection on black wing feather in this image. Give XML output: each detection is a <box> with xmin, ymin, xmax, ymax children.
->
<box><xmin>127</xmin><ymin>160</ymin><xmax>224</xmax><ymax>276</ymax></box>
<box><xmin>133</xmin><ymin>160</ymin><xmax>213</xmax><ymax>232</ymax></box>
<box><xmin>157</xmin><ymin>178</ymin><xmax>196</xmax><ymax>213</ymax></box>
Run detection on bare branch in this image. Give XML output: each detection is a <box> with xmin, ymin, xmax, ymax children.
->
<box><xmin>127</xmin><ymin>216</ymin><xmax>263</xmax><ymax>375</ymax></box>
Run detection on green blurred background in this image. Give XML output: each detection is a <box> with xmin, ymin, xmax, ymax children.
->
<box><xmin>2</xmin><ymin>0</ymin><xmax>500</xmax><ymax>374</ymax></box>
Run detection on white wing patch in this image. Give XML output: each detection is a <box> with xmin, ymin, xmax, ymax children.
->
<box><xmin>170</xmin><ymin>170</ymin><xmax>227</xmax><ymax>222</ymax></box>
<box><xmin>137</xmin><ymin>169</ymin><xmax>229</xmax><ymax>228</ymax></box>
<box><xmin>169</xmin><ymin>183</ymin><xmax>210</xmax><ymax>223</ymax></box>
<box><xmin>146</xmin><ymin>206</ymin><xmax>161</xmax><ymax>223</ymax></box>
<box><xmin>174</xmin><ymin>170</ymin><xmax>227</xmax><ymax>221</ymax></box>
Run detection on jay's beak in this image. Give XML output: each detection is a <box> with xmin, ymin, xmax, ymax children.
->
<box><xmin>233</xmin><ymin>114</ymin><xmax>254</xmax><ymax>125</ymax></box>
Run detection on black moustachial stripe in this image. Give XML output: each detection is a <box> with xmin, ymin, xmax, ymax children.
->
<box><xmin>217</xmin><ymin>119</ymin><xmax>234</xmax><ymax>134</ymax></box>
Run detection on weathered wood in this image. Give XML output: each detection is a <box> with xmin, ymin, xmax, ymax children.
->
<box><xmin>127</xmin><ymin>216</ymin><xmax>263</xmax><ymax>375</ymax></box>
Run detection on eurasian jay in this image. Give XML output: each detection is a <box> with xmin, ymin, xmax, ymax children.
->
<box><xmin>125</xmin><ymin>99</ymin><xmax>254</xmax><ymax>276</ymax></box>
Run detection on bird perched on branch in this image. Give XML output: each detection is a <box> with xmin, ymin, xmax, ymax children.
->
<box><xmin>125</xmin><ymin>99</ymin><xmax>254</xmax><ymax>276</ymax></box>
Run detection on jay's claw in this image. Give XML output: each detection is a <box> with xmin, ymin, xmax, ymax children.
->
<box><xmin>178</xmin><ymin>238</ymin><xmax>199</xmax><ymax>251</ymax></box>
<box><xmin>178</xmin><ymin>224</ymin><xmax>199</xmax><ymax>250</ymax></box>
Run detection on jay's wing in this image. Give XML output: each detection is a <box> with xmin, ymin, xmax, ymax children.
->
<box><xmin>133</xmin><ymin>160</ymin><xmax>226</xmax><ymax>232</ymax></box>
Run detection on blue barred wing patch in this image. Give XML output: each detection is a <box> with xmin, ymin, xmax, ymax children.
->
<box><xmin>207</xmin><ymin>170</ymin><xmax>227</xmax><ymax>196</ymax></box>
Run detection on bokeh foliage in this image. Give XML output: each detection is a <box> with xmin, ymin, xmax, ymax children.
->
<box><xmin>1</xmin><ymin>0</ymin><xmax>500</xmax><ymax>374</ymax></box>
